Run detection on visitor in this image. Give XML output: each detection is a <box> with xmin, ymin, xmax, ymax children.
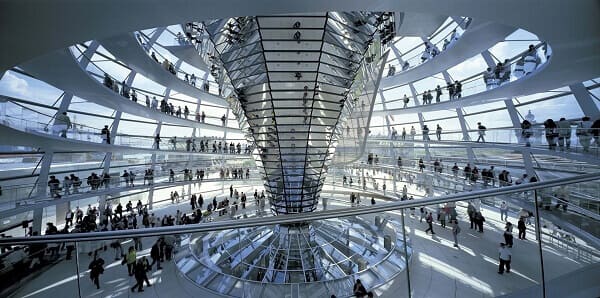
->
<box><xmin>422</xmin><ymin>125</ymin><xmax>430</xmax><ymax>141</ymax></box>
<box><xmin>100</xmin><ymin>125</ymin><xmax>110</xmax><ymax>144</ymax></box>
<box><xmin>576</xmin><ymin>116</ymin><xmax>592</xmax><ymax>152</ymax></box>
<box><xmin>53</xmin><ymin>112</ymin><xmax>72</xmax><ymax>138</ymax></box>
<box><xmin>154</xmin><ymin>133</ymin><xmax>161</xmax><ymax>149</ymax></box>
<box><xmin>424</xmin><ymin>212</ymin><xmax>435</xmax><ymax>234</ymax></box>
<box><xmin>498</xmin><ymin>243</ymin><xmax>512</xmax><ymax>274</ymax></box>
<box><xmin>474</xmin><ymin>211</ymin><xmax>485</xmax><ymax>233</ymax></box>
<box><xmin>523</xmin><ymin>44</ymin><xmax>541</xmax><ymax>75</ymax></box>
<box><xmin>476</xmin><ymin>122</ymin><xmax>486</xmax><ymax>142</ymax></box>
<box><xmin>88</xmin><ymin>257</ymin><xmax>105</xmax><ymax>289</ymax></box>
<box><xmin>557</xmin><ymin>117</ymin><xmax>572</xmax><ymax>151</ymax></box>
<box><xmin>452</xmin><ymin>220</ymin><xmax>460</xmax><ymax>248</ymax></box>
<box><xmin>436</xmin><ymin>124</ymin><xmax>442</xmax><ymax>141</ymax></box>
<box><xmin>435</xmin><ymin>85</ymin><xmax>442</xmax><ymax>102</ymax></box>
<box><xmin>504</xmin><ymin>222</ymin><xmax>514</xmax><ymax>248</ymax></box>
<box><xmin>353</xmin><ymin>279</ymin><xmax>368</xmax><ymax>297</ymax></box>
<box><xmin>517</xmin><ymin>218</ymin><xmax>527</xmax><ymax>240</ymax></box>
<box><xmin>543</xmin><ymin>118</ymin><xmax>558</xmax><ymax>150</ymax></box>
<box><xmin>125</xmin><ymin>246</ymin><xmax>136</xmax><ymax>276</ymax></box>
<box><xmin>521</xmin><ymin>120</ymin><xmax>532</xmax><ymax>146</ymax></box>
<box><xmin>500</xmin><ymin>201</ymin><xmax>508</xmax><ymax>222</ymax></box>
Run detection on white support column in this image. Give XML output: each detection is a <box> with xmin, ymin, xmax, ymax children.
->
<box><xmin>451</xmin><ymin>16</ymin><xmax>469</xmax><ymax>29</ymax></box>
<box><xmin>79</xmin><ymin>41</ymin><xmax>100</xmax><ymax>68</ymax></box>
<box><xmin>148</xmin><ymin>122</ymin><xmax>162</xmax><ymax>210</ymax></box>
<box><xmin>148</xmin><ymin>27</ymin><xmax>167</xmax><ymax>47</ymax></box>
<box><xmin>33</xmin><ymin>150</ymin><xmax>54</xmax><ymax>234</ymax></box>
<box><xmin>389</xmin><ymin>43</ymin><xmax>405</xmax><ymax>65</ymax></box>
<box><xmin>103</xmin><ymin>111</ymin><xmax>122</xmax><ymax>174</ymax></box>
<box><xmin>570</xmin><ymin>83</ymin><xmax>600</xmax><ymax>119</ymax></box>
<box><xmin>522</xmin><ymin>150</ymin><xmax>537</xmax><ymax>179</ymax></box>
<box><xmin>57</xmin><ymin>93</ymin><xmax>73</xmax><ymax>115</ymax></box>
<box><xmin>408</xmin><ymin>83</ymin><xmax>430</xmax><ymax>161</ymax></box>
<box><xmin>481</xmin><ymin>50</ymin><xmax>497</xmax><ymax>69</ymax></box>
<box><xmin>456</xmin><ymin>108</ymin><xmax>476</xmax><ymax>164</ymax></box>
<box><xmin>379</xmin><ymin>91</ymin><xmax>393</xmax><ymax>136</ymax></box>
<box><xmin>36</xmin><ymin>151</ymin><xmax>54</xmax><ymax>198</ymax></box>
<box><xmin>504</xmin><ymin>98</ymin><xmax>522</xmax><ymax>141</ymax></box>
<box><xmin>32</xmin><ymin>207</ymin><xmax>43</xmax><ymax>235</ymax></box>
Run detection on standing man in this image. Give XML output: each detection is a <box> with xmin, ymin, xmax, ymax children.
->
<box><xmin>499</xmin><ymin>201</ymin><xmax>508</xmax><ymax>222</ymax></box>
<box><xmin>498</xmin><ymin>243</ymin><xmax>512</xmax><ymax>274</ymax></box>
<box><xmin>101</xmin><ymin>125</ymin><xmax>111</xmax><ymax>144</ymax></box>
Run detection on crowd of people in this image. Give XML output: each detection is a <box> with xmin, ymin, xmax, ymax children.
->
<box><xmin>523</xmin><ymin>116</ymin><xmax>600</xmax><ymax>152</ymax></box>
<box><xmin>43</xmin><ymin>165</ymin><xmax>257</xmax><ymax>200</ymax></box>
<box><xmin>396</xmin><ymin>44</ymin><xmax>548</xmax><ymax>110</ymax></box>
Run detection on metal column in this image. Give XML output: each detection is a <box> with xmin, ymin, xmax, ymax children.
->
<box><xmin>570</xmin><ymin>83</ymin><xmax>600</xmax><ymax>119</ymax></box>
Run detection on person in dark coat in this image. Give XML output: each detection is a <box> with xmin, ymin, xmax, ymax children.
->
<box><xmin>150</xmin><ymin>239</ymin><xmax>163</xmax><ymax>270</ymax></box>
<box><xmin>131</xmin><ymin>259</ymin><xmax>151</xmax><ymax>292</ymax></box>
<box><xmin>89</xmin><ymin>257</ymin><xmax>105</xmax><ymax>289</ymax></box>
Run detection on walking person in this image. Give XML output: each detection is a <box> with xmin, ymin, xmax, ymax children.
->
<box><xmin>517</xmin><ymin>218</ymin><xmax>527</xmax><ymax>240</ymax></box>
<box><xmin>424</xmin><ymin>212</ymin><xmax>435</xmax><ymax>235</ymax></box>
<box><xmin>53</xmin><ymin>111</ymin><xmax>72</xmax><ymax>138</ymax></box>
<box><xmin>474</xmin><ymin>212</ymin><xmax>485</xmax><ymax>233</ymax></box>
<box><xmin>436</xmin><ymin>124</ymin><xmax>442</xmax><ymax>141</ymax></box>
<box><xmin>451</xmin><ymin>220</ymin><xmax>461</xmax><ymax>248</ymax></box>
<box><xmin>498</xmin><ymin>243</ymin><xmax>512</xmax><ymax>274</ymax></box>
<box><xmin>476</xmin><ymin>122</ymin><xmax>486</xmax><ymax>142</ymax></box>
<box><xmin>131</xmin><ymin>259</ymin><xmax>151</xmax><ymax>292</ymax></box>
<box><xmin>125</xmin><ymin>246</ymin><xmax>136</xmax><ymax>276</ymax></box>
<box><xmin>504</xmin><ymin>222</ymin><xmax>514</xmax><ymax>248</ymax></box>
<box><xmin>150</xmin><ymin>238</ymin><xmax>162</xmax><ymax>271</ymax></box>
<box><xmin>88</xmin><ymin>257</ymin><xmax>105</xmax><ymax>289</ymax></box>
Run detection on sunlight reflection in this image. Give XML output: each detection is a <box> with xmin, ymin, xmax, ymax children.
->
<box><xmin>419</xmin><ymin>253</ymin><xmax>493</xmax><ymax>295</ymax></box>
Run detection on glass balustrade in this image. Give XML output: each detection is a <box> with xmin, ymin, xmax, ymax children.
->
<box><xmin>385</xmin><ymin>17</ymin><xmax>471</xmax><ymax>75</ymax></box>
<box><xmin>382</xmin><ymin>42</ymin><xmax>551</xmax><ymax>110</ymax></box>
<box><xmin>0</xmin><ymin>176</ymin><xmax>598</xmax><ymax>298</ymax></box>
<box><xmin>0</xmin><ymin>112</ymin><xmax>252</xmax><ymax>153</ymax></box>
<box><xmin>366</xmin><ymin>126</ymin><xmax>600</xmax><ymax>158</ymax></box>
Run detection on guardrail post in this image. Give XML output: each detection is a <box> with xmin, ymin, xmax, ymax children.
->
<box><xmin>533</xmin><ymin>189</ymin><xmax>547</xmax><ymax>298</ymax></box>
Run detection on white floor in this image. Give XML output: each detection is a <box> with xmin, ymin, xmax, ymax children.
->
<box><xmin>7</xmin><ymin>189</ymin><xmax>592</xmax><ymax>298</ymax></box>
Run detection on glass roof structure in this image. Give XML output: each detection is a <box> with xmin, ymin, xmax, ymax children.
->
<box><xmin>204</xmin><ymin>12</ymin><xmax>394</xmax><ymax>214</ymax></box>
<box><xmin>0</xmin><ymin>2</ymin><xmax>599</xmax><ymax>297</ymax></box>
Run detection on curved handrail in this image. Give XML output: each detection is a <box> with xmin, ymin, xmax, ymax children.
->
<box><xmin>0</xmin><ymin>99</ymin><xmax>251</xmax><ymax>151</ymax></box>
<box><xmin>380</xmin><ymin>41</ymin><xmax>549</xmax><ymax>110</ymax></box>
<box><xmin>136</xmin><ymin>31</ymin><xmax>224</xmax><ymax>97</ymax></box>
<box><xmin>70</xmin><ymin>45</ymin><xmax>234</xmax><ymax>128</ymax></box>
<box><xmin>1</xmin><ymin>172</ymin><xmax>597</xmax><ymax>245</ymax></box>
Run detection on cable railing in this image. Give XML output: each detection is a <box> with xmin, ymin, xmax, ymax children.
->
<box><xmin>381</xmin><ymin>41</ymin><xmax>550</xmax><ymax>110</ymax></box>
<box><xmin>385</xmin><ymin>17</ymin><xmax>470</xmax><ymax>75</ymax></box>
